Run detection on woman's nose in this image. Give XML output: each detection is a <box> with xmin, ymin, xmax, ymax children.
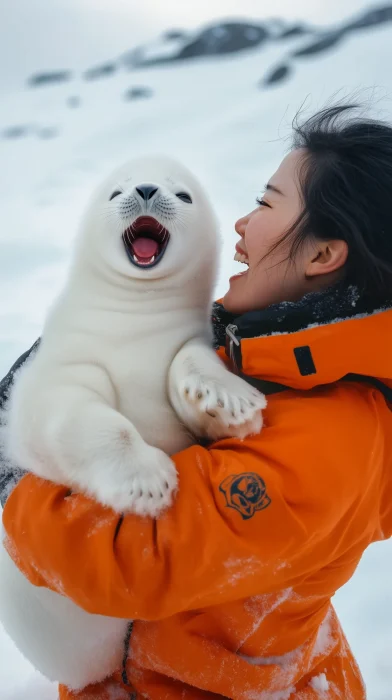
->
<box><xmin>235</xmin><ymin>214</ymin><xmax>250</xmax><ymax>237</ymax></box>
<box><xmin>235</xmin><ymin>207</ymin><xmax>259</xmax><ymax>236</ymax></box>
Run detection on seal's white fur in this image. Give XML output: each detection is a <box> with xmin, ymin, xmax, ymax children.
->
<box><xmin>0</xmin><ymin>156</ymin><xmax>265</xmax><ymax>689</ymax></box>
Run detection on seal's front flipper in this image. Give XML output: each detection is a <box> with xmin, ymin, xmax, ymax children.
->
<box><xmin>168</xmin><ymin>340</ymin><xmax>266</xmax><ymax>441</ymax></box>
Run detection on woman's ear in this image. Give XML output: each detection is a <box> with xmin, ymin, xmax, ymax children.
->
<box><xmin>305</xmin><ymin>239</ymin><xmax>348</xmax><ymax>278</ymax></box>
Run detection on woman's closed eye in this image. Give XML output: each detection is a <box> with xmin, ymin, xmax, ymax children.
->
<box><xmin>256</xmin><ymin>197</ymin><xmax>272</xmax><ymax>208</ymax></box>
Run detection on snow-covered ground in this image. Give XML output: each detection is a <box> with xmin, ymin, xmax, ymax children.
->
<box><xmin>1</xmin><ymin>3</ymin><xmax>392</xmax><ymax>698</ymax></box>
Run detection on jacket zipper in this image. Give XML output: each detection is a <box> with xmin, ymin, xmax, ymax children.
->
<box><xmin>226</xmin><ymin>324</ymin><xmax>240</xmax><ymax>372</ymax></box>
<box><xmin>226</xmin><ymin>323</ymin><xmax>240</xmax><ymax>346</ymax></box>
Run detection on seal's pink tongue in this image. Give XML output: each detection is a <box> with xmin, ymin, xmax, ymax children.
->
<box><xmin>132</xmin><ymin>237</ymin><xmax>159</xmax><ymax>259</ymax></box>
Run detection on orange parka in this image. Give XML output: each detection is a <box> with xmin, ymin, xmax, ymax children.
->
<box><xmin>3</xmin><ymin>286</ymin><xmax>392</xmax><ymax>699</ymax></box>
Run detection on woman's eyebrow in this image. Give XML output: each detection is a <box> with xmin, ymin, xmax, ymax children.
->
<box><xmin>265</xmin><ymin>182</ymin><xmax>284</xmax><ymax>196</ymax></box>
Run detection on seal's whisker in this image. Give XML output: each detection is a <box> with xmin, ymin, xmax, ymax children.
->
<box><xmin>101</xmin><ymin>211</ymin><xmax>122</xmax><ymax>225</ymax></box>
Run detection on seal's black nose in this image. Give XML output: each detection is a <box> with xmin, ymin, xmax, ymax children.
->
<box><xmin>135</xmin><ymin>184</ymin><xmax>158</xmax><ymax>201</ymax></box>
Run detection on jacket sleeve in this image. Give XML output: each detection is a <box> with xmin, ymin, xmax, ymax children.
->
<box><xmin>0</xmin><ymin>341</ymin><xmax>40</xmax><ymax>507</ymax></box>
<box><xmin>2</xmin><ymin>390</ymin><xmax>374</xmax><ymax>621</ymax></box>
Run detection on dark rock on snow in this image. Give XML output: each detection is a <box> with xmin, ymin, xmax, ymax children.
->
<box><xmin>277</xmin><ymin>24</ymin><xmax>310</xmax><ymax>40</ymax></box>
<box><xmin>292</xmin><ymin>30</ymin><xmax>345</xmax><ymax>58</ymax></box>
<box><xmin>124</xmin><ymin>86</ymin><xmax>153</xmax><ymax>101</ymax></box>
<box><xmin>67</xmin><ymin>96</ymin><xmax>81</xmax><ymax>108</ymax></box>
<box><xmin>3</xmin><ymin>125</ymin><xmax>59</xmax><ymax>140</ymax></box>
<box><xmin>344</xmin><ymin>5</ymin><xmax>392</xmax><ymax>32</ymax></box>
<box><xmin>163</xmin><ymin>29</ymin><xmax>188</xmax><ymax>41</ymax></box>
<box><xmin>176</xmin><ymin>22</ymin><xmax>269</xmax><ymax>59</ymax></box>
<box><xmin>127</xmin><ymin>21</ymin><xmax>271</xmax><ymax>68</ymax></box>
<box><xmin>120</xmin><ymin>47</ymin><xmax>145</xmax><ymax>69</ymax></box>
<box><xmin>83</xmin><ymin>63</ymin><xmax>117</xmax><ymax>81</ymax></box>
<box><xmin>2</xmin><ymin>126</ymin><xmax>30</xmax><ymax>139</ymax></box>
<box><xmin>263</xmin><ymin>63</ymin><xmax>291</xmax><ymax>86</ymax></box>
<box><xmin>290</xmin><ymin>6</ymin><xmax>392</xmax><ymax>62</ymax></box>
<box><xmin>28</xmin><ymin>71</ymin><xmax>71</xmax><ymax>87</ymax></box>
<box><xmin>37</xmin><ymin>127</ymin><xmax>58</xmax><ymax>140</ymax></box>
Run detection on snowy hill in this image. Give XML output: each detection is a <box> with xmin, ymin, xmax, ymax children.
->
<box><xmin>1</xmin><ymin>3</ymin><xmax>392</xmax><ymax>699</ymax></box>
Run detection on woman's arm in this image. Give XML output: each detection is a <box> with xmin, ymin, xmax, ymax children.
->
<box><xmin>2</xmin><ymin>390</ymin><xmax>374</xmax><ymax>621</ymax></box>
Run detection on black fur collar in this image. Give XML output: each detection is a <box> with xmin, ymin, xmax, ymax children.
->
<box><xmin>212</xmin><ymin>284</ymin><xmax>392</xmax><ymax>348</ymax></box>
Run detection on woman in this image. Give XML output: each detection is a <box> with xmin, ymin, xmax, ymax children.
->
<box><xmin>2</xmin><ymin>104</ymin><xmax>392</xmax><ymax>699</ymax></box>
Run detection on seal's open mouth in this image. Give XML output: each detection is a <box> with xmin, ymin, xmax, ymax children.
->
<box><xmin>123</xmin><ymin>216</ymin><xmax>170</xmax><ymax>268</ymax></box>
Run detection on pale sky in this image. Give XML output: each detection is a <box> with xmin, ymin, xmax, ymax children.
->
<box><xmin>0</xmin><ymin>0</ymin><xmax>377</xmax><ymax>91</ymax></box>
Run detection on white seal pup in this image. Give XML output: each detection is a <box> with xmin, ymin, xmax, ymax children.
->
<box><xmin>0</xmin><ymin>156</ymin><xmax>265</xmax><ymax>689</ymax></box>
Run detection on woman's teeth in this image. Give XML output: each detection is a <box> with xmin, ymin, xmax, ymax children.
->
<box><xmin>234</xmin><ymin>251</ymin><xmax>249</xmax><ymax>265</ymax></box>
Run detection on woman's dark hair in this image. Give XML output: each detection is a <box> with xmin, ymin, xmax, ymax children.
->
<box><xmin>278</xmin><ymin>103</ymin><xmax>392</xmax><ymax>301</ymax></box>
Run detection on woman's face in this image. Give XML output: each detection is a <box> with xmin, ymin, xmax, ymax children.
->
<box><xmin>223</xmin><ymin>149</ymin><xmax>317</xmax><ymax>314</ymax></box>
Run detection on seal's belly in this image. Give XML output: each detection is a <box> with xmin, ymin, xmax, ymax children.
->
<box><xmin>117</xmin><ymin>380</ymin><xmax>195</xmax><ymax>456</ymax></box>
<box><xmin>108</xmin><ymin>332</ymin><xmax>198</xmax><ymax>455</ymax></box>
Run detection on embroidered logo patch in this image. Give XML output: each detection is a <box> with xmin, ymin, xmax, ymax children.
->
<box><xmin>219</xmin><ymin>472</ymin><xmax>271</xmax><ymax>520</ymax></box>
